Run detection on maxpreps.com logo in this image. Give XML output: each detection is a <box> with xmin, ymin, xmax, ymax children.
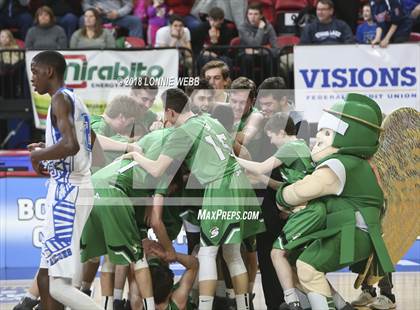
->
<box><xmin>63</xmin><ymin>54</ymin><xmax>164</xmax><ymax>89</ymax></box>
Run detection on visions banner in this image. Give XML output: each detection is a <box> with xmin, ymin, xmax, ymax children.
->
<box><xmin>294</xmin><ymin>44</ymin><xmax>420</xmax><ymax>122</ymax></box>
<box><xmin>25</xmin><ymin>49</ymin><xmax>179</xmax><ymax>129</ymax></box>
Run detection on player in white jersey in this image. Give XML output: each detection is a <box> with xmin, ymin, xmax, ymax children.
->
<box><xmin>29</xmin><ymin>51</ymin><xmax>102</xmax><ymax>310</ymax></box>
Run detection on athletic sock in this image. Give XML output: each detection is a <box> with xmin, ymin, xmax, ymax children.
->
<box><xmin>236</xmin><ymin>293</ymin><xmax>250</xmax><ymax>310</ymax></box>
<box><xmin>296</xmin><ymin>288</ymin><xmax>311</xmax><ymax>309</ymax></box>
<box><xmin>199</xmin><ymin>295</ymin><xmax>214</xmax><ymax>310</ymax></box>
<box><xmin>113</xmin><ymin>288</ymin><xmax>123</xmax><ymax>300</ymax></box>
<box><xmin>307</xmin><ymin>292</ymin><xmax>331</xmax><ymax>310</ymax></box>
<box><xmin>102</xmin><ymin>296</ymin><xmax>113</xmax><ymax>310</ymax></box>
<box><xmin>332</xmin><ymin>290</ymin><xmax>347</xmax><ymax>309</ymax></box>
<box><xmin>226</xmin><ymin>288</ymin><xmax>236</xmax><ymax>299</ymax></box>
<box><xmin>284</xmin><ymin>288</ymin><xmax>300</xmax><ymax>304</ymax></box>
<box><xmin>143</xmin><ymin>297</ymin><xmax>155</xmax><ymax>310</ymax></box>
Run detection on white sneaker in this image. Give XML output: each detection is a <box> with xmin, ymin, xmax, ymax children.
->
<box><xmin>370</xmin><ymin>295</ymin><xmax>396</xmax><ymax>310</ymax></box>
<box><xmin>351</xmin><ymin>291</ymin><xmax>376</xmax><ymax>306</ymax></box>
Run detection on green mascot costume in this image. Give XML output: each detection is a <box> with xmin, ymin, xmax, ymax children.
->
<box><xmin>276</xmin><ymin>93</ymin><xmax>394</xmax><ymax>310</ymax></box>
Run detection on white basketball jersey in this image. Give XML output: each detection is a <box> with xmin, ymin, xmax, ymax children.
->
<box><xmin>45</xmin><ymin>87</ymin><xmax>92</xmax><ymax>184</ymax></box>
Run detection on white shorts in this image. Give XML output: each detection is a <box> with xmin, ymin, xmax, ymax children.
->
<box><xmin>39</xmin><ymin>179</ymin><xmax>93</xmax><ymax>278</ymax></box>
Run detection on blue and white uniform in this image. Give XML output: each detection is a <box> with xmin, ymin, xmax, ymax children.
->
<box><xmin>40</xmin><ymin>87</ymin><xmax>93</xmax><ymax>279</ymax></box>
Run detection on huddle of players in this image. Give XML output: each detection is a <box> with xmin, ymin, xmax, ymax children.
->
<box><xmin>20</xmin><ymin>54</ymin><xmax>316</xmax><ymax>310</ymax></box>
<box><xmin>78</xmin><ymin>62</ymin><xmax>312</xmax><ymax>310</ymax></box>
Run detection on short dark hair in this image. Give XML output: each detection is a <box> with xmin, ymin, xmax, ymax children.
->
<box><xmin>150</xmin><ymin>264</ymin><xmax>174</xmax><ymax>304</ymax></box>
<box><xmin>264</xmin><ymin>112</ymin><xmax>297</xmax><ymax>136</ymax></box>
<box><xmin>317</xmin><ymin>0</ymin><xmax>334</xmax><ymax>9</ymax></box>
<box><xmin>230</xmin><ymin>77</ymin><xmax>257</xmax><ymax>101</ymax></box>
<box><xmin>211</xmin><ymin>103</ymin><xmax>234</xmax><ymax>132</ymax></box>
<box><xmin>162</xmin><ymin>88</ymin><xmax>190</xmax><ymax>113</ymax></box>
<box><xmin>32</xmin><ymin>51</ymin><xmax>67</xmax><ymax>78</ymax></box>
<box><xmin>131</xmin><ymin>76</ymin><xmax>159</xmax><ymax>94</ymax></box>
<box><xmin>247</xmin><ymin>2</ymin><xmax>263</xmax><ymax>14</ymax></box>
<box><xmin>201</xmin><ymin>60</ymin><xmax>230</xmax><ymax>81</ymax></box>
<box><xmin>185</xmin><ymin>78</ymin><xmax>214</xmax><ymax>97</ymax></box>
<box><xmin>257</xmin><ymin>77</ymin><xmax>287</xmax><ymax>102</ymax></box>
<box><xmin>208</xmin><ymin>7</ymin><xmax>224</xmax><ymax>20</ymax></box>
<box><xmin>169</xmin><ymin>14</ymin><xmax>184</xmax><ymax>25</ymax></box>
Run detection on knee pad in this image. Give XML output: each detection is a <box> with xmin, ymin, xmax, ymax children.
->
<box><xmin>134</xmin><ymin>256</ymin><xmax>149</xmax><ymax>271</ymax></box>
<box><xmin>101</xmin><ymin>256</ymin><xmax>115</xmax><ymax>273</ymax></box>
<box><xmin>197</xmin><ymin>246</ymin><xmax>218</xmax><ymax>281</ymax></box>
<box><xmin>296</xmin><ymin>260</ymin><xmax>331</xmax><ymax>297</ymax></box>
<box><xmin>222</xmin><ymin>244</ymin><xmax>247</xmax><ymax>278</ymax></box>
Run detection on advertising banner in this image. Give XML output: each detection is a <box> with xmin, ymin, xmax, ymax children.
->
<box><xmin>294</xmin><ymin>44</ymin><xmax>420</xmax><ymax>122</ymax></box>
<box><xmin>25</xmin><ymin>49</ymin><xmax>180</xmax><ymax>129</ymax></box>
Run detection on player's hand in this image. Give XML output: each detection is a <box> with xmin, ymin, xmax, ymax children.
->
<box><xmin>126</xmin><ymin>143</ymin><xmax>143</xmax><ymax>154</ymax></box>
<box><xmin>107</xmin><ymin>10</ymin><xmax>119</xmax><ymax>20</ymax></box>
<box><xmin>27</xmin><ymin>142</ymin><xmax>45</xmax><ymax>152</ymax></box>
<box><xmin>164</xmin><ymin>247</ymin><xmax>177</xmax><ymax>263</ymax></box>
<box><xmin>149</xmin><ymin>120</ymin><xmax>164</xmax><ymax>132</ymax></box>
<box><xmin>30</xmin><ymin>157</ymin><xmax>48</xmax><ymax>176</ymax></box>
<box><xmin>121</xmin><ymin>151</ymin><xmax>140</xmax><ymax>162</ymax></box>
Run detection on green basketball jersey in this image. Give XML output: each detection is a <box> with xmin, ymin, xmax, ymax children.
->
<box><xmin>91</xmin><ymin>114</ymin><xmax>117</xmax><ymax>137</ymax></box>
<box><xmin>137</xmin><ymin>127</ymin><xmax>173</xmax><ymax>151</ymax></box>
<box><xmin>273</xmin><ymin>139</ymin><xmax>314</xmax><ymax>183</ymax></box>
<box><xmin>232</xmin><ymin>107</ymin><xmax>259</xmax><ymax>133</ymax></box>
<box><xmin>161</xmin><ymin>114</ymin><xmax>240</xmax><ymax>185</ymax></box>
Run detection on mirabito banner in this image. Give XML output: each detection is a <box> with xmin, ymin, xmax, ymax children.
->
<box><xmin>25</xmin><ymin>49</ymin><xmax>179</xmax><ymax>129</ymax></box>
<box><xmin>294</xmin><ymin>44</ymin><xmax>420</xmax><ymax>122</ymax></box>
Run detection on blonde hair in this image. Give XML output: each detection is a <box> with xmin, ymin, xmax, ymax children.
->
<box><xmin>0</xmin><ymin>29</ymin><xmax>18</xmax><ymax>48</ymax></box>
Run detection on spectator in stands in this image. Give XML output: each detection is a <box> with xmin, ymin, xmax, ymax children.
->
<box><xmin>196</xmin><ymin>6</ymin><xmax>237</xmax><ymax>70</ymax></box>
<box><xmin>370</xmin><ymin>0</ymin><xmax>413</xmax><ymax>47</ymax></box>
<box><xmin>0</xmin><ymin>0</ymin><xmax>33</xmax><ymax>40</ymax></box>
<box><xmin>0</xmin><ymin>29</ymin><xmax>24</xmax><ymax>98</ymax></box>
<box><xmin>155</xmin><ymin>14</ymin><xmax>191</xmax><ymax>48</ymax></box>
<box><xmin>356</xmin><ymin>4</ymin><xmax>380</xmax><ymax>44</ymax></box>
<box><xmin>147</xmin><ymin>0</ymin><xmax>168</xmax><ymax>46</ymax></box>
<box><xmin>25</xmin><ymin>6</ymin><xmax>67</xmax><ymax>49</ymax></box>
<box><xmin>70</xmin><ymin>8</ymin><xmax>116</xmax><ymax>48</ymax></box>
<box><xmin>200</xmin><ymin>60</ymin><xmax>231</xmax><ymax>103</ymax></box>
<box><xmin>166</xmin><ymin>0</ymin><xmax>200</xmax><ymax>33</ymax></box>
<box><xmin>404</xmin><ymin>0</ymin><xmax>420</xmax><ymax>32</ymax></box>
<box><xmin>238</xmin><ymin>2</ymin><xmax>278</xmax><ymax>85</ymax></box>
<box><xmin>238</xmin><ymin>2</ymin><xmax>278</xmax><ymax>50</ymax></box>
<box><xmin>82</xmin><ymin>0</ymin><xmax>143</xmax><ymax>38</ymax></box>
<box><xmin>42</xmin><ymin>0</ymin><xmax>81</xmax><ymax>39</ymax></box>
<box><xmin>300</xmin><ymin>0</ymin><xmax>354</xmax><ymax>44</ymax></box>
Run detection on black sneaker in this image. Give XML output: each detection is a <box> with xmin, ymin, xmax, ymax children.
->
<box><xmin>250</xmin><ymin>293</ymin><xmax>255</xmax><ymax>310</ymax></box>
<box><xmin>113</xmin><ymin>299</ymin><xmax>126</xmax><ymax>310</ymax></box>
<box><xmin>288</xmin><ymin>302</ymin><xmax>304</xmax><ymax>310</ymax></box>
<box><xmin>13</xmin><ymin>297</ymin><xmax>39</xmax><ymax>310</ymax></box>
<box><xmin>81</xmin><ymin>288</ymin><xmax>92</xmax><ymax>296</ymax></box>
<box><xmin>124</xmin><ymin>299</ymin><xmax>132</xmax><ymax>310</ymax></box>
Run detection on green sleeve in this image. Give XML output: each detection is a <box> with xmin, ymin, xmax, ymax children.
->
<box><xmin>90</xmin><ymin>115</ymin><xmax>107</xmax><ymax>135</ymax></box>
<box><xmin>273</xmin><ymin>143</ymin><xmax>299</xmax><ymax>167</ymax></box>
<box><xmin>161</xmin><ymin>127</ymin><xmax>194</xmax><ymax>161</ymax></box>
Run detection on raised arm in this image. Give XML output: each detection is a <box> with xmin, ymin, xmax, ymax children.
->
<box><xmin>236</xmin><ymin>156</ymin><xmax>282</xmax><ymax>175</ymax></box>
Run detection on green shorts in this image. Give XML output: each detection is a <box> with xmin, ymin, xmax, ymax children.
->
<box><xmin>200</xmin><ymin>170</ymin><xmax>265</xmax><ymax>246</ymax></box>
<box><xmin>80</xmin><ymin>187</ymin><xmax>146</xmax><ymax>265</ymax></box>
<box><xmin>273</xmin><ymin>202</ymin><xmax>326</xmax><ymax>250</ymax></box>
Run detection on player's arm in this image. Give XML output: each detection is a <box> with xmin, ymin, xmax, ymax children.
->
<box><xmin>276</xmin><ymin>167</ymin><xmax>341</xmax><ymax>208</ymax></box>
<box><xmin>122</xmin><ymin>152</ymin><xmax>173</xmax><ymax>177</ymax></box>
<box><xmin>258</xmin><ymin>174</ymin><xmax>282</xmax><ymax>190</ymax></box>
<box><xmin>171</xmin><ymin>253</ymin><xmax>199</xmax><ymax>309</ymax></box>
<box><xmin>30</xmin><ymin>93</ymin><xmax>79</xmax><ymax>170</ymax></box>
<box><xmin>91</xmin><ymin>129</ymin><xmax>106</xmax><ymax>167</ymax></box>
<box><xmin>235</xmin><ymin>112</ymin><xmax>264</xmax><ymax>145</ymax></box>
<box><xmin>96</xmin><ymin>134</ymin><xmax>142</xmax><ymax>153</ymax></box>
<box><xmin>236</xmin><ymin>156</ymin><xmax>282</xmax><ymax>175</ymax></box>
<box><xmin>147</xmin><ymin>194</ymin><xmax>176</xmax><ymax>262</ymax></box>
